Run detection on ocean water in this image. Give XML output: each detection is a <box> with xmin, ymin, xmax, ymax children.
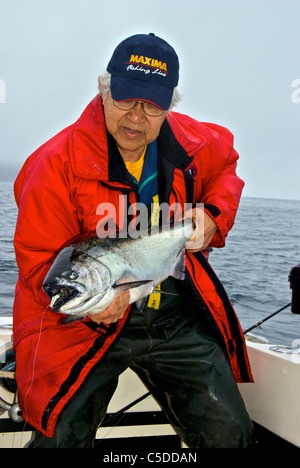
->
<box><xmin>0</xmin><ymin>181</ymin><xmax>299</xmax><ymax>346</ymax></box>
<box><xmin>0</xmin><ymin>182</ymin><xmax>18</xmax><ymax>319</ymax></box>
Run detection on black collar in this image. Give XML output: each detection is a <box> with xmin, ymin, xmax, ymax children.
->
<box><xmin>107</xmin><ymin>131</ymin><xmax>136</xmax><ymax>189</ymax></box>
<box><xmin>157</xmin><ymin>119</ymin><xmax>192</xmax><ymax>170</ymax></box>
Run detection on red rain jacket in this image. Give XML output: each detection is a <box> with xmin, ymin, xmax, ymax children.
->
<box><xmin>13</xmin><ymin>95</ymin><xmax>253</xmax><ymax>437</ymax></box>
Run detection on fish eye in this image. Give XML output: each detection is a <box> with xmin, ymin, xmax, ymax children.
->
<box><xmin>62</xmin><ymin>270</ymin><xmax>78</xmax><ymax>280</ymax></box>
<box><xmin>69</xmin><ymin>271</ymin><xmax>78</xmax><ymax>280</ymax></box>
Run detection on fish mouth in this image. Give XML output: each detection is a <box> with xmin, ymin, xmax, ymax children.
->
<box><xmin>48</xmin><ymin>286</ymin><xmax>81</xmax><ymax>311</ymax></box>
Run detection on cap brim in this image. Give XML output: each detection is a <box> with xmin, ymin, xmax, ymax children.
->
<box><xmin>110</xmin><ymin>75</ymin><xmax>173</xmax><ymax>111</ymax></box>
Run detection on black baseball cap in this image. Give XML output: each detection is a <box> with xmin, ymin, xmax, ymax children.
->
<box><xmin>107</xmin><ymin>33</ymin><xmax>179</xmax><ymax>110</ymax></box>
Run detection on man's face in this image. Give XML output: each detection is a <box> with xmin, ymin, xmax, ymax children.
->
<box><xmin>102</xmin><ymin>90</ymin><xmax>167</xmax><ymax>160</ymax></box>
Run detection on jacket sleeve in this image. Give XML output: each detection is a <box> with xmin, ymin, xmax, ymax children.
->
<box><xmin>196</xmin><ymin>122</ymin><xmax>245</xmax><ymax>248</ymax></box>
<box><xmin>14</xmin><ymin>144</ymin><xmax>82</xmax><ymax>307</ymax></box>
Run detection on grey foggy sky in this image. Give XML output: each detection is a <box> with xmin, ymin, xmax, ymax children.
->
<box><xmin>0</xmin><ymin>0</ymin><xmax>299</xmax><ymax>200</ymax></box>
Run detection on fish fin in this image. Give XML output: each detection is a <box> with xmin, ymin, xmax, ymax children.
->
<box><xmin>153</xmin><ymin>289</ymin><xmax>178</xmax><ymax>296</ymax></box>
<box><xmin>170</xmin><ymin>250</ymin><xmax>186</xmax><ymax>281</ymax></box>
<box><xmin>61</xmin><ymin>314</ymin><xmax>86</xmax><ymax>325</ymax></box>
<box><xmin>112</xmin><ymin>280</ymin><xmax>153</xmax><ymax>292</ymax></box>
<box><xmin>135</xmin><ymin>298</ymin><xmax>147</xmax><ymax>312</ymax></box>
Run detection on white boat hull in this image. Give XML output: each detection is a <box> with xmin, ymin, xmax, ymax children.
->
<box><xmin>238</xmin><ymin>339</ymin><xmax>300</xmax><ymax>448</ymax></box>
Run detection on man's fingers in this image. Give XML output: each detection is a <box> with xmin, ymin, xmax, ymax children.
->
<box><xmin>88</xmin><ymin>290</ymin><xmax>130</xmax><ymax>324</ymax></box>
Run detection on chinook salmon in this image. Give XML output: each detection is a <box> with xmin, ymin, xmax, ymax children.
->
<box><xmin>43</xmin><ymin>220</ymin><xmax>194</xmax><ymax>323</ymax></box>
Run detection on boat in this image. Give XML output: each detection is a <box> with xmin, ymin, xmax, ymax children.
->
<box><xmin>0</xmin><ymin>264</ymin><xmax>299</xmax><ymax>449</ymax></box>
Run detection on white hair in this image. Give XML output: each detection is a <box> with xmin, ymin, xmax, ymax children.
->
<box><xmin>98</xmin><ymin>71</ymin><xmax>182</xmax><ymax>111</ymax></box>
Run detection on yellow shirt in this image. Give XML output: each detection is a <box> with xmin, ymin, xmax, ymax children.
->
<box><xmin>124</xmin><ymin>146</ymin><xmax>147</xmax><ymax>183</ymax></box>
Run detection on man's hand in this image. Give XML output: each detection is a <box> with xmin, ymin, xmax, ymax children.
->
<box><xmin>185</xmin><ymin>207</ymin><xmax>218</xmax><ymax>252</ymax></box>
<box><xmin>88</xmin><ymin>289</ymin><xmax>130</xmax><ymax>324</ymax></box>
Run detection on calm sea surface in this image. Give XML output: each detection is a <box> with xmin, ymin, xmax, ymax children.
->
<box><xmin>0</xmin><ymin>181</ymin><xmax>299</xmax><ymax>345</ymax></box>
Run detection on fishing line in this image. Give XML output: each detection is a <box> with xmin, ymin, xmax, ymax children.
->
<box><xmin>96</xmin><ymin>412</ymin><xmax>127</xmax><ymax>444</ymax></box>
<box><xmin>19</xmin><ymin>304</ymin><xmax>49</xmax><ymax>448</ymax></box>
<box><xmin>97</xmin><ymin>392</ymin><xmax>152</xmax><ymax>444</ymax></box>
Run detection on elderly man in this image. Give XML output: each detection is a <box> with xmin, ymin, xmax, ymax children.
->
<box><xmin>13</xmin><ymin>33</ymin><xmax>253</xmax><ymax>448</ymax></box>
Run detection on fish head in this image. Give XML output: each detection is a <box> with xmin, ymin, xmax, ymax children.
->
<box><xmin>43</xmin><ymin>246</ymin><xmax>113</xmax><ymax>316</ymax></box>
